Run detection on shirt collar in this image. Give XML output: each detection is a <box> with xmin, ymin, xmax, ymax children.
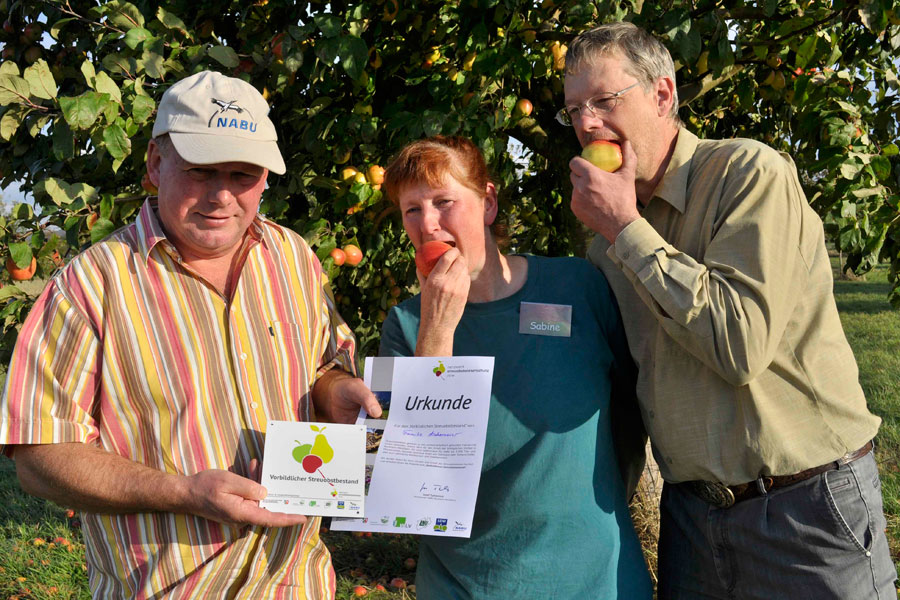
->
<box><xmin>648</xmin><ymin>127</ymin><xmax>698</xmax><ymax>214</ymax></box>
<box><xmin>134</xmin><ymin>199</ymin><xmax>267</xmax><ymax>263</ymax></box>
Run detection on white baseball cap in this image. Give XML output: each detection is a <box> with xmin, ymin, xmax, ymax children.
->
<box><xmin>152</xmin><ymin>70</ymin><xmax>286</xmax><ymax>175</ymax></box>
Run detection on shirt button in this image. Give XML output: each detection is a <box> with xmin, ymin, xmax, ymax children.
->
<box><xmin>240</xmin><ymin>353</ymin><xmax>248</xmax><ymax>360</ymax></box>
<box><xmin>648</xmin><ymin>410</ymin><xmax>655</xmax><ymax>418</ymax></box>
<box><xmin>621</xmin><ymin>251</ymin><xmax>630</xmax><ymax>260</ymax></box>
<box><xmin>251</xmin><ymin>402</ymin><xmax>259</xmax><ymax>409</ymax></box>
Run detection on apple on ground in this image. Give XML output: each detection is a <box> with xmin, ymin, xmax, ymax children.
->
<box><xmin>390</xmin><ymin>577</ymin><xmax>407</xmax><ymax>589</ymax></box>
<box><xmin>415</xmin><ymin>240</ymin><xmax>453</xmax><ymax>277</ymax></box>
<box><xmin>581</xmin><ymin>141</ymin><xmax>623</xmax><ymax>172</ymax></box>
<box><xmin>353</xmin><ymin>585</ymin><xmax>368</xmax><ymax>596</ymax></box>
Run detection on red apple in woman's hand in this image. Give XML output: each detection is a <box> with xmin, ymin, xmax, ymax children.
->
<box><xmin>415</xmin><ymin>241</ymin><xmax>453</xmax><ymax>277</ymax></box>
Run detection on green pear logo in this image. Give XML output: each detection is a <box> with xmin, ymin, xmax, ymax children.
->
<box><xmin>433</xmin><ymin>361</ymin><xmax>446</xmax><ymax>377</ymax></box>
<box><xmin>292</xmin><ymin>425</ymin><xmax>334</xmax><ymax>473</ymax></box>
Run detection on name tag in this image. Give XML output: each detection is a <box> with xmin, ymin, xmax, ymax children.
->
<box><xmin>518</xmin><ymin>302</ymin><xmax>572</xmax><ymax>337</ymax></box>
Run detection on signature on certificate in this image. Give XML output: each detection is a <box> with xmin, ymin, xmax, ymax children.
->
<box><xmin>420</xmin><ymin>482</ymin><xmax>451</xmax><ymax>493</ymax></box>
<box><xmin>402</xmin><ymin>429</ymin><xmax>462</xmax><ymax>438</ymax></box>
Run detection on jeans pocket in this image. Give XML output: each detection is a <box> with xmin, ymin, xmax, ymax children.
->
<box><xmin>823</xmin><ymin>466</ymin><xmax>874</xmax><ymax>554</ymax></box>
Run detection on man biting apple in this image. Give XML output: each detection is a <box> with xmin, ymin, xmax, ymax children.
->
<box><xmin>560</xmin><ymin>21</ymin><xmax>896</xmax><ymax>599</ymax></box>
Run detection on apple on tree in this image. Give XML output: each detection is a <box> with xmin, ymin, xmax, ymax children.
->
<box><xmin>581</xmin><ymin>141</ymin><xmax>623</xmax><ymax>172</ymax></box>
<box><xmin>513</xmin><ymin>98</ymin><xmax>533</xmax><ymax>117</ymax></box>
<box><xmin>343</xmin><ymin>244</ymin><xmax>363</xmax><ymax>266</ymax></box>
<box><xmin>329</xmin><ymin>248</ymin><xmax>346</xmax><ymax>266</ymax></box>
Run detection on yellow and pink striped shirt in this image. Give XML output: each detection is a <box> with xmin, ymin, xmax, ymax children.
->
<box><xmin>0</xmin><ymin>200</ymin><xmax>356</xmax><ymax>598</ymax></box>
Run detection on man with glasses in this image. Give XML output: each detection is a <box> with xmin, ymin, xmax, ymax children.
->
<box><xmin>562</xmin><ymin>21</ymin><xmax>896</xmax><ymax>599</ymax></box>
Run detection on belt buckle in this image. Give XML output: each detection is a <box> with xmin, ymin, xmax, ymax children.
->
<box><xmin>692</xmin><ymin>480</ymin><xmax>735</xmax><ymax>509</ymax></box>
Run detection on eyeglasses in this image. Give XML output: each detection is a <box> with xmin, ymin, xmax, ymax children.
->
<box><xmin>555</xmin><ymin>82</ymin><xmax>640</xmax><ymax>126</ymax></box>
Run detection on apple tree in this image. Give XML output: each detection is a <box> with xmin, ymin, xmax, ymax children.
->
<box><xmin>0</xmin><ymin>0</ymin><xmax>898</xmax><ymax>362</ymax></box>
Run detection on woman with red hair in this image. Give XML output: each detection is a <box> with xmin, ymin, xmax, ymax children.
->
<box><xmin>378</xmin><ymin>136</ymin><xmax>652</xmax><ymax>599</ymax></box>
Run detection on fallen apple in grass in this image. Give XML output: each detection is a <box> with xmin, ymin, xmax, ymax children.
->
<box><xmin>581</xmin><ymin>140</ymin><xmax>623</xmax><ymax>172</ymax></box>
<box><xmin>415</xmin><ymin>241</ymin><xmax>453</xmax><ymax>277</ymax></box>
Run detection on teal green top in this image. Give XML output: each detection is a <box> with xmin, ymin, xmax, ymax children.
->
<box><xmin>379</xmin><ymin>255</ymin><xmax>652</xmax><ymax>600</ymax></box>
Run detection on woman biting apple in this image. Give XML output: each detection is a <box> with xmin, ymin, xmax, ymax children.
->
<box><xmin>378</xmin><ymin>136</ymin><xmax>652</xmax><ymax>600</ymax></box>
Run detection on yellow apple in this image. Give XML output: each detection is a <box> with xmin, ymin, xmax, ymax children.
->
<box><xmin>581</xmin><ymin>141</ymin><xmax>623</xmax><ymax>172</ymax></box>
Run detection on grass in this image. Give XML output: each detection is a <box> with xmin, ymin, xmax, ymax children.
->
<box><xmin>0</xmin><ymin>261</ymin><xmax>898</xmax><ymax>598</ymax></box>
<box><xmin>832</xmin><ymin>263</ymin><xmax>900</xmax><ymax>564</ymax></box>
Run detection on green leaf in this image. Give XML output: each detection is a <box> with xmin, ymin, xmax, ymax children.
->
<box><xmin>34</xmin><ymin>178</ymin><xmax>73</xmax><ymax>205</ymax></box>
<box><xmin>102</xmin><ymin>122</ymin><xmax>131</xmax><ymax>161</ymax></box>
<box><xmin>142</xmin><ymin>50</ymin><xmax>166</xmax><ymax>79</ymax></box>
<box><xmin>52</xmin><ymin>120</ymin><xmax>75</xmax><ymax>160</ymax></box>
<box><xmin>102</xmin><ymin>53</ymin><xmax>137</xmax><ymax>78</ymax></box>
<box><xmin>421</xmin><ymin>110</ymin><xmax>444</xmax><ymax>137</ymax></box>
<box><xmin>0</xmin><ymin>286</ymin><xmax>24</xmax><ymax>301</ymax></box>
<box><xmin>81</xmin><ymin>60</ymin><xmax>96</xmax><ymax>87</ymax></box>
<box><xmin>59</xmin><ymin>92</ymin><xmax>107</xmax><ymax>130</ymax></box>
<box><xmin>674</xmin><ymin>25</ymin><xmax>702</xmax><ymax>63</ymax></box>
<box><xmin>94</xmin><ymin>71</ymin><xmax>123</xmax><ymax>105</ymax></box>
<box><xmin>339</xmin><ymin>36</ymin><xmax>368</xmax><ymax>80</ymax></box>
<box><xmin>23</xmin><ymin>59</ymin><xmax>57</xmax><ymax>99</ymax></box>
<box><xmin>9</xmin><ymin>242</ymin><xmax>33</xmax><ymax>268</ymax></box>
<box><xmin>90</xmin><ymin>218</ymin><xmax>117</xmax><ymax>244</ymax></box>
<box><xmin>882</xmin><ymin>143</ymin><xmax>899</xmax><ymax>157</ymax></box>
<box><xmin>27</xmin><ymin>113</ymin><xmax>51</xmax><ymax>138</ymax></box>
<box><xmin>49</xmin><ymin>17</ymin><xmax>76</xmax><ymax>40</ymax></box>
<box><xmin>315</xmin><ymin>14</ymin><xmax>342</xmax><ymax>38</ymax></box>
<box><xmin>156</xmin><ymin>7</ymin><xmax>190</xmax><ymax>38</ymax></box>
<box><xmin>106</xmin><ymin>0</ymin><xmax>145</xmax><ymax>30</ymax></box>
<box><xmin>124</xmin><ymin>27</ymin><xmax>153</xmax><ymax>50</ymax></box>
<box><xmin>34</xmin><ymin>178</ymin><xmax>98</xmax><ymax>206</ymax></box>
<box><xmin>208</xmin><ymin>45</ymin><xmax>239</xmax><ymax>68</ymax></box>
<box><xmin>131</xmin><ymin>94</ymin><xmax>155</xmax><ymax>124</ymax></box>
<box><xmin>794</xmin><ymin>36</ymin><xmax>817</xmax><ymax>70</ymax></box>
<box><xmin>0</xmin><ymin>74</ymin><xmax>30</xmax><ymax>104</ymax></box>
<box><xmin>870</xmin><ymin>155</ymin><xmax>891</xmax><ymax>180</ymax></box>
<box><xmin>0</xmin><ymin>105</ymin><xmax>29</xmax><ymax>141</ymax></box>
<box><xmin>839</xmin><ymin>160</ymin><xmax>863</xmax><ymax>180</ymax></box>
<box><xmin>100</xmin><ymin>195</ymin><xmax>115</xmax><ymax>220</ymax></box>
<box><xmin>0</xmin><ymin>62</ymin><xmax>19</xmax><ymax>76</ymax></box>
<box><xmin>316</xmin><ymin>37</ymin><xmax>341</xmax><ymax>65</ymax></box>
<box><xmin>13</xmin><ymin>203</ymin><xmax>33</xmax><ymax>220</ymax></box>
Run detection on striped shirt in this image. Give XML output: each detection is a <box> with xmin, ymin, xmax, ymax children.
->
<box><xmin>0</xmin><ymin>200</ymin><xmax>356</xmax><ymax>598</ymax></box>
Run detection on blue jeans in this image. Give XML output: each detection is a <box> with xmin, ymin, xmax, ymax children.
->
<box><xmin>658</xmin><ymin>452</ymin><xmax>898</xmax><ymax>599</ymax></box>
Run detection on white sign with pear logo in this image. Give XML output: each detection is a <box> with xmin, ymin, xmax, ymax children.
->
<box><xmin>260</xmin><ymin>421</ymin><xmax>366</xmax><ymax>517</ymax></box>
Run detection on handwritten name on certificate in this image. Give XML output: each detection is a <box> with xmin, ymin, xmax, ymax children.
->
<box><xmin>332</xmin><ymin>356</ymin><xmax>493</xmax><ymax>538</ymax></box>
<box><xmin>259</xmin><ymin>421</ymin><xmax>366</xmax><ymax>517</ymax></box>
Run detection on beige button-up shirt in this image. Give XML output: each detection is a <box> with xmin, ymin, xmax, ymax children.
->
<box><xmin>589</xmin><ymin>128</ymin><xmax>880</xmax><ymax>485</ymax></box>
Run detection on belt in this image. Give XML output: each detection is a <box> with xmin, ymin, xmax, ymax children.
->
<box><xmin>683</xmin><ymin>440</ymin><xmax>874</xmax><ymax>509</ymax></box>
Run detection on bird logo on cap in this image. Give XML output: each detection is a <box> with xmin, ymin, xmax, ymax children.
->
<box><xmin>208</xmin><ymin>98</ymin><xmax>255</xmax><ymax>127</ymax></box>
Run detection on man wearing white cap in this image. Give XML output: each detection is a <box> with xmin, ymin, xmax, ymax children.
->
<box><xmin>0</xmin><ymin>70</ymin><xmax>380</xmax><ymax>598</ymax></box>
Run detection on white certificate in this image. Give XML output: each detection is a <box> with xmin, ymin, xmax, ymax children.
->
<box><xmin>331</xmin><ymin>356</ymin><xmax>493</xmax><ymax>538</ymax></box>
<box><xmin>259</xmin><ymin>421</ymin><xmax>366</xmax><ymax>517</ymax></box>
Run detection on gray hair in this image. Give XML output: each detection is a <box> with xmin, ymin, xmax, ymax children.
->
<box><xmin>566</xmin><ymin>21</ymin><xmax>680</xmax><ymax>120</ymax></box>
<box><xmin>151</xmin><ymin>133</ymin><xmax>174</xmax><ymax>156</ymax></box>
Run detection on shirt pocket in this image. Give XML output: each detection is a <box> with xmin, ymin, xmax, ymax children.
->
<box><xmin>265</xmin><ymin>321</ymin><xmax>315</xmax><ymax>419</ymax></box>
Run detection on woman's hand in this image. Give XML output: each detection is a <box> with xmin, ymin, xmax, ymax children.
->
<box><xmin>415</xmin><ymin>247</ymin><xmax>469</xmax><ymax>356</ymax></box>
